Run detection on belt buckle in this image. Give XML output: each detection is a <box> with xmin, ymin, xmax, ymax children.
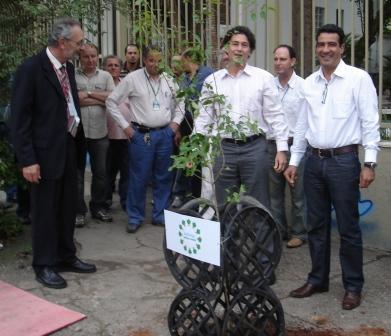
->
<box><xmin>318</xmin><ymin>148</ymin><xmax>333</xmax><ymax>158</ymax></box>
<box><xmin>318</xmin><ymin>149</ymin><xmax>326</xmax><ymax>158</ymax></box>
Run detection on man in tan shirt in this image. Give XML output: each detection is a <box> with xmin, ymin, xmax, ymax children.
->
<box><xmin>75</xmin><ymin>43</ymin><xmax>115</xmax><ymax>226</ymax></box>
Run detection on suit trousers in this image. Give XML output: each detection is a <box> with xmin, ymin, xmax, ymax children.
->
<box><xmin>304</xmin><ymin>151</ymin><xmax>363</xmax><ymax>293</ymax></box>
<box><xmin>213</xmin><ymin>136</ymin><xmax>270</xmax><ymax>210</ymax></box>
<box><xmin>268</xmin><ymin>142</ymin><xmax>306</xmax><ymax>240</ymax></box>
<box><xmin>30</xmin><ymin>135</ymin><xmax>77</xmax><ymax>267</ymax></box>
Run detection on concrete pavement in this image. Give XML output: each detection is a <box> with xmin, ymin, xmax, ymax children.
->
<box><xmin>1</xmin><ymin>195</ymin><xmax>391</xmax><ymax>336</ymax></box>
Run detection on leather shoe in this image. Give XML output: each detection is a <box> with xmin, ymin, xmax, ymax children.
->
<box><xmin>92</xmin><ymin>209</ymin><xmax>113</xmax><ymax>222</ymax></box>
<box><xmin>152</xmin><ymin>221</ymin><xmax>165</xmax><ymax>227</ymax></box>
<box><xmin>35</xmin><ymin>266</ymin><xmax>67</xmax><ymax>289</ymax></box>
<box><xmin>290</xmin><ymin>282</ymin><xmax>329</xmax><ymax>298</ymax></box>
<box><xmin>127</xmin><ymin>223</ymin><xmax>140</xmax><ymax>233</ymax></box>
<box><xmin>57</xmin><ymin>258</ymin><xmax>97</xmax><ymax>273</ymax></box>
<box><xmin>342</xmin><ymin>291</ymin><xmax>361</xmax><ymax>310</ymax></box>
<box><xmin>286</xmin><ymin>237</ymin><xmax>304</xmax><ymax>248</ymax></box>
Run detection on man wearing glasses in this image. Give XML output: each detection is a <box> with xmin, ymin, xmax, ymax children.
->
<box><xmin>10</xmin><ymin>17</ymin><xmax>96</xmax><ymax>289</ymax></box>
<box><xmin>284</xmin><ymin>24</ymin><xmax>380</xmax><ymax>310</ymax></box>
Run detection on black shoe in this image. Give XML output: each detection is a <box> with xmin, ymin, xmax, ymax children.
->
<box><xmin>35</xmin><ymin>266</ymin><xmax>67</xmax><ymax>289</ymax></box>
<box><xmin>91</xmin><ymin>209</ymin><xmax>113</xmax><ymax>222</ymax></box>
<box><xmin>57</xmin><ymin>258</ymin><xmax>97</xmax><ymax>273</ymax></box>
<box><xmin>152</xmin><ymin>221</ymin><xmax>165</xmax><ymax>227</ymax></box>
<box><xmin>127</xmin><ymin>223</ymin><xmax>140</xmax><ymax>233</ymax></box>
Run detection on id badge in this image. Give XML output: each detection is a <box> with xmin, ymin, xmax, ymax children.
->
<box><xmin>152</xmin><ymin>100</ymin><xmax>160</xmax><ymax>111</ymax></box>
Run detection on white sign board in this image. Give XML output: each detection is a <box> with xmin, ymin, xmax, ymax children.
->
<box><xmin>164</xmin><ymin>210</ymin><xmax>221</xmax><ymax>266</ymax></box>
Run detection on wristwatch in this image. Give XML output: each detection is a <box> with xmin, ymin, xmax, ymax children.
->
<box><xmin>364</xmin><ymin>162</ymin><xmax>377</xmax><ymax>169</ymax></box>
<box><xmin>87</xmin><ymin>91</ymin><xmax>92</xmax><ymax>97</ymax></box>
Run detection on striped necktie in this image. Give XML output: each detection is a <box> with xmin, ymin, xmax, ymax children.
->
<box><xmin>59</xmin><ymin>66</ymin><xmax>76</xmax><ymax>136</ymax></box>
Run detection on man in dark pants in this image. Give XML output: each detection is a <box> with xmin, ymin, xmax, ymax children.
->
<box><xmin>285</xmin><ymin>24</ymin><xmax>380</xmax><ymax>310</ymax></box>
<box><xmin>103</xmin><ymin>55</ymin><xmax>131</xmax><ymax>211</ymax></box>
<box><xmin>171</xmin><ymin>47</ymin><xmax>213</xmax><ymax>208</ymax></box>
<box><xmin>10</xmin><ymin>17</ymin><xmax>96</xmax><ymax>289</ymax></box>
<box><xmin>194</xmin><ymin>26</ymin><xmax>288</xmax><ymax>209</ymax></box>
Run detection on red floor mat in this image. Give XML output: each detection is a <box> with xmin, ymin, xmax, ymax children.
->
<box><xmin>0</xmin><ymin>280</ymin><xmax>86</xmax><ymax>336</ymax></box>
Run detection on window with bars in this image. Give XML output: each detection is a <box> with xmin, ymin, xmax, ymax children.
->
<box><xmin>315</xmin><ymin>6</ymin><xmax>325</xmax><ymax>31</ymax></box>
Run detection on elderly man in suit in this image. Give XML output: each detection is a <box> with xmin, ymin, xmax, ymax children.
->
<box><xmin>10</xmin><ymin>17</ymin><xmax>96</xmax><ymax>289</ymax></box>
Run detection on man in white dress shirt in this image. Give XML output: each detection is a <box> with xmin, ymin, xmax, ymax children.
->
<box><xmin>194</xmin><ymin>26</ymin><xmax>288</xmax><ymax>210</ymax></box>
<box><xmin>284</xmin><ymin>24</ymin><xmax>380</xmax><ymax>310</ymax></box>
<box><xmin>106</xmin><ymin>45</ymin><xmax>184</xmax><ymax>233</ymax></box>
<box><xmin>268</xmin><ymin>45</ymin><xmax>306</xmax><ymax>248</ymax></box>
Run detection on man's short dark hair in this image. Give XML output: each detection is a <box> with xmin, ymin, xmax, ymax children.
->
<box><xmin>124</xmin><ymin>43</ymin><xmax>139</xmax><ymax>54</ymax></box>
<box><xmin>221</xmin><ymin>26</ymin><xmax>256</xmax><ymax>52</ymax></box>
<box><xmin>182</xmin><ymin>47</ymin><xmax>205</xmax><ymax>65</ymax></box>
<box><xmin>143</xmin><ymin>44</ymin><xmax>162</xmax><ymax>59</ymax></box>
<box><xmin>273</xmin><ymin>44</ymin><xmax>296</xmax><ymax>59</ymax></box>
<box><xmin>102</xmin><ymin>55</ymin><xmax>122</xmax><ymax>68</ymax></box>
<box><xmin>316</xmin><ymin>24</ymin><xmax>345</xmax><ymax>45</ymax></box>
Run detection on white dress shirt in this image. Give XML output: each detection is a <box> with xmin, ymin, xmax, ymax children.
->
<box><xmin>290</xmin><ymin>60</ymin><xmax>380</xmax><ymax>166</ymax></box>
<box><xmin>46</xmin><ymin>48</ymin><xmax>80</xmax><ymax>124</ymax></box>
<box><xmin>106</xmin><ymin>68</ymin><xmax>184</xmax><ymax>129</ymax></box>
<box><xmin>194</xmin><ymin>64</ymin><xmax>288</xmax><ymax>152</ymax></box>
<box><xmin>268</xmin><ymin>71</ymin><xmax>304</xmax><ymax>139</ymax></box>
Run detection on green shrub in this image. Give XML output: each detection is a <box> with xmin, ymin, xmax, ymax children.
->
<box><xmin>0</xmin><ymin>211</ymin><xmax>24</xmax><ymax>240</ymax></box>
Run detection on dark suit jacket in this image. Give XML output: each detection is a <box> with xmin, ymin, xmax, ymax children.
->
<box><xmin>10</xmin><ymin>49</ymin><xmax>82</xmax><ymax>179</ymax></box>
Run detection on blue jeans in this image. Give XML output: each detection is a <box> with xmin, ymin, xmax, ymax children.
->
<box><xmin>127</xmin><ymin>127</ymin><xmax>174</xmax><ymax>225</ymax></box>
<box><xmin>304</xmin><ymin>151</ymin><xmax>363</xmax><ymax>293</ymax></box>
<box><xmin>268</xmin><ymin>142</ymin><xmax>306</xmax><ymax>240</ymax></box>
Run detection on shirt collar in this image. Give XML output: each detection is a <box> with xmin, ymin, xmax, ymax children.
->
<box><xmin>221</xmin><ymin>63</ymin><xmax>252</xmax><ymax>79</ymax></box>
<box><xmin>275</xmin><ymin>71</ymin><xmax>298</xmax><ymax>89</ymax></box>
<box><xmin>143</xmin><ymin>68</ymin><xmax>161</xmax><ymax>81</ymax></box>
<box><xmin>46</xmin><ymin>47</ymin><xmax>64</xmax><ymax>70</ymax></box>
<box><xmin>76</xmin><ymin>67</ymin><xmax>99</xmax><ymax>76</ymax></box>
<box><xmin>315</xmin><ymin>59</ymin><xmax>347</xmax><ymax>82</ymax></box>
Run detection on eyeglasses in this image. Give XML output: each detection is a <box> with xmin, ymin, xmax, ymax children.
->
<box><xmin>321</xmin><ymin>83</ymin><xmax>328</xmax><ymax>104</ymax></box>
<box><xmin>65</xmin><ymin>38</ymin><xmax>88</xmax><ymax>46</ymax></box>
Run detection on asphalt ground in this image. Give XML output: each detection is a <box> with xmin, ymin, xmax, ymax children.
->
<box><xmin>1</xmin><ymin>186</ymin><xmax>390</xmax><ymax>336</ymax></box>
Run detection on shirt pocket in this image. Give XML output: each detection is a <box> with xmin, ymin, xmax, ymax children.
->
<box><xmin>332</xmin><ymin>98</ymin><xmax>352</xmax><ymax>119</ymax></box>
<box><xmin>94</xmin><ymin>81</ymin><xmax>106</xmax><ymax>90</ymax></box>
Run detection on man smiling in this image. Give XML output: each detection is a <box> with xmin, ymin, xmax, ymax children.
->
<box><xmin>285</xmin><ymin>24</ymin><xmax>380</xmax><ymax>310</ymax></box>
<box><xmin>194</xmin><ymin>26</ymin><xmax>288</xmax><ymax>210</ymax></box>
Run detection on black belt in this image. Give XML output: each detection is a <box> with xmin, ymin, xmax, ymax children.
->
<box><xmin>131</xmin><ymin>122</ymin><xmax>168</xmax><ymax>133</ymax></box>
<box><xmin>268</xmin><ymin>137</ymin><xmax>293</xmax><ymax>146</ymax></box>
<box><xmin>223</xmin><ymin>134</ymin><xmax>262</xmax><ymax>145</ymax></box>
<box><xmin>311</xmin><ymin>144</ymin><xmax>358</xmax><ymax>158</ymax></box>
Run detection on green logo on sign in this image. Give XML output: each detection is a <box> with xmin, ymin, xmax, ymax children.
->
<box><xmin>178</xmin><ymin>218</ymin><xmax>202</xmax><ymax>255</ymax></box>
